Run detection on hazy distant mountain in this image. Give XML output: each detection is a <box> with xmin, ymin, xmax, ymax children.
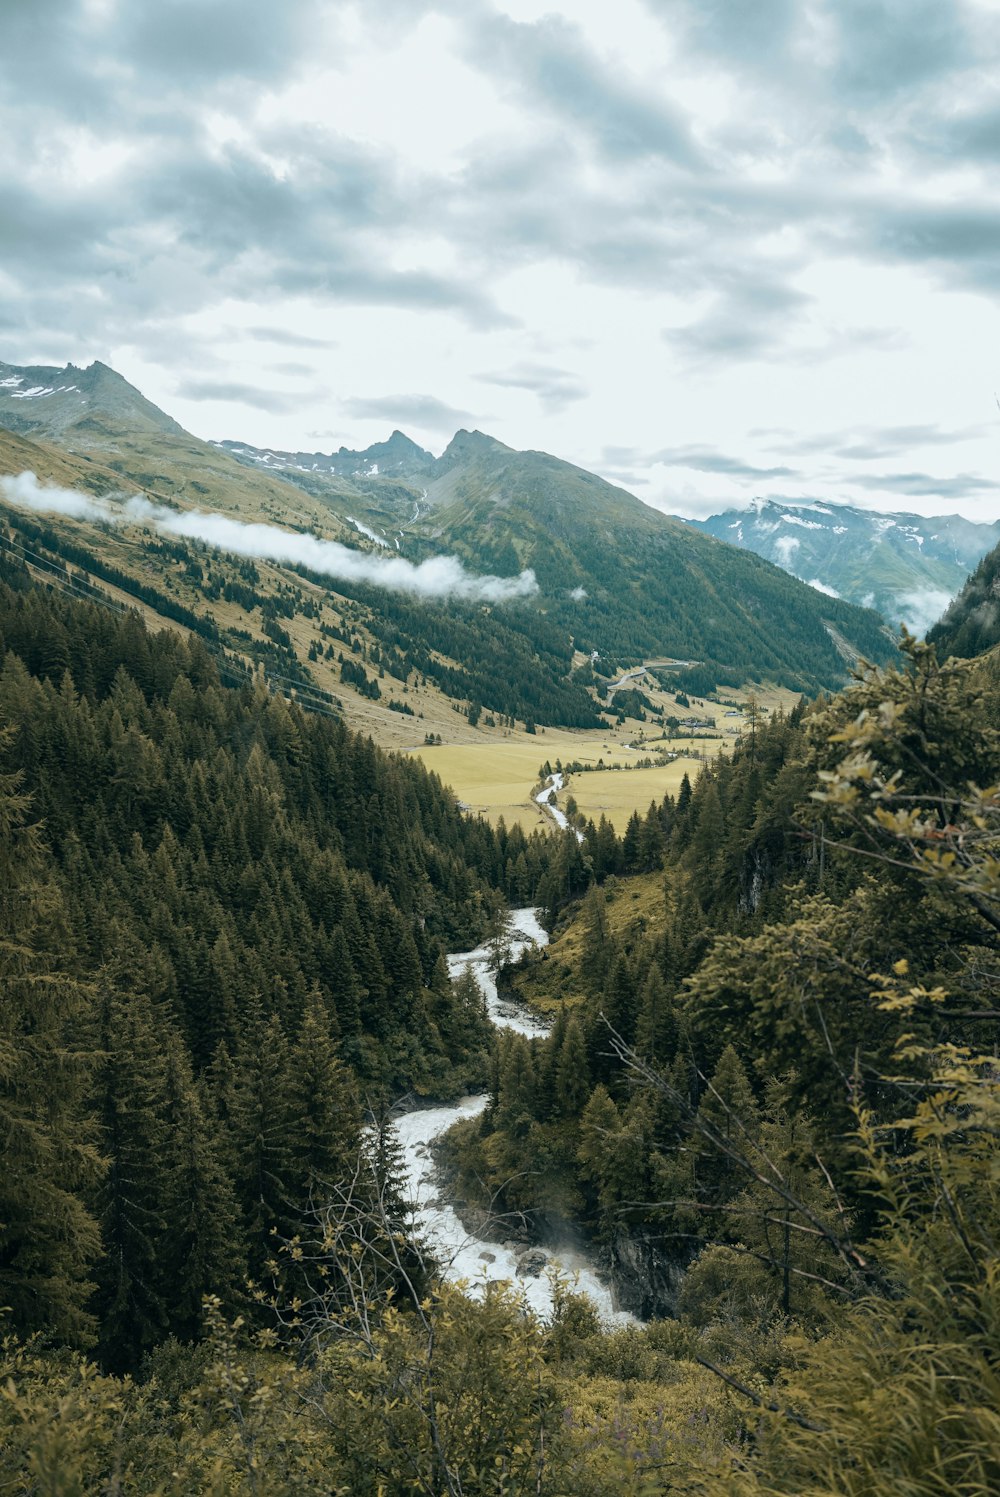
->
<box><xmin>217</xmin><ymin>429</ymin><xmax>434</xmax><ymax>481</ymax></box>
<box><xmin>689</xmin><ymin>499</ymin><xmax>1000</xmax><ymax>635</ymax></box>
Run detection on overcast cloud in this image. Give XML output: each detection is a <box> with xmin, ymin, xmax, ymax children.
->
<box><xmin>1</xmin><ymin>0</ymin><xmax>999</xmax><ymax>520</ymax></box>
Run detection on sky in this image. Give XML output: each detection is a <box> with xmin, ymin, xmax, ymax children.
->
<box><xmin>3</xmin><ymin>0</ymin><xmax>1000</xmax><ymax>522</ymax></box>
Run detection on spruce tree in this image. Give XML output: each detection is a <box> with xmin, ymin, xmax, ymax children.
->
<box><xmin>0</xmin><ymin>737</ymin><xmax>103</xmax><ymax>1346</ymax></box>
<box><xmin>162</xmin><ymin>1031</ymin><xmax>245</xmax><ymax>1339</ymax></box>
<box><xmin>93</xmin><ymin>986</ymin><xmax>175</xmax><ymax>1370</ymax></box>
<box><xmin>232</xmin><ymin>1010</ymin><xmax>295</xmax><ymax>1273</ymax></box>
<box><xmin>554</xmin><ymin>1018</ymin><xmax>591</xmax><ymax>1119</ymax></box>
<box><xmin>287</xmin><ymin>988</ymin><xmax>360</xmax><ymax>1215</ymax></box>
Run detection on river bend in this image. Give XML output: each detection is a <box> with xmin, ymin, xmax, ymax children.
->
<box><xmin>394</xmin><ymin>907</ymin><xmax>634</xmax><ymax>1324</ymax></box>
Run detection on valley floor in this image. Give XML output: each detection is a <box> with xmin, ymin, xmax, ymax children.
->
<box><xmin>405</xmin><ymin>679</ymin><xmax>800</xmax><ymax>831</ymax></box>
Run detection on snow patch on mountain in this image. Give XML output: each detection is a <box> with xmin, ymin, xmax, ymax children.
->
<box><xmin>781</xmin><ymin>514</ymin><xmax>823</xmax><ymax>530</ymax></box>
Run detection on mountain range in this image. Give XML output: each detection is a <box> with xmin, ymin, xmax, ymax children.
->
<box><xmin>213</xmin><ymin>424</ymin><xmax>895</xmax><ymax>691</ymax></box>
<box><xmin>690</xmin><ymin>498</ymin><xmax>1000</xmax><ymax>635</ymax></box>
<box><xmin>0</xmin><ymin>358</ymin><xmax>897</xmax><ymax>739</ymax></box>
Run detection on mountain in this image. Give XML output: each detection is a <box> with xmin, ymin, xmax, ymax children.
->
<box><xmin>0</xmin><ymin>358</ymin><xmax>185</xmax><ymax>440</ymax></box>
<box><xmin>217</xmin><ymin>428</ymin><xmax>434</xmax><ymax>480</ymax></box>
<box><xmin>0</xmin><ymin>359</ymin><xmax>361</xmax><ymax>533</ymax></box>
<box><xmin>0</xmin><ymin>358</ymin><xmax>896</xmax><ymax>739</ymax></box>
<box><xmin>927</xmin><ymin>536</ymin><xmax>1000</xmax><ymax>659</ymax></box>
<box><xmin>228</xmin><ymin>425</ymin><xmax>897</xmax><ymax>693</ymax></box>
<box><xmin>689</xmin><ymin>499</ymin><xmax>1000</xmax><ymax>634</ymax></box>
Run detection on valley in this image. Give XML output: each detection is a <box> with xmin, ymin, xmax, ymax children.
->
<box><xmin>0</xmin><ymin>357</ymin><xmax>879</xmax><ymax>837</ymax></box>
<box><xmin>6</xmin><ymin>3</ymin><xmax>1000</xmax><ymax>1487</ymax></box>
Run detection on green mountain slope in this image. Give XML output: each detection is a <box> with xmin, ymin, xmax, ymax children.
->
<box><xmin>411</xmin><ymin>432</ymin><xmax>896</xmax><ymax>688</ymax></box>
<box><xmin>927</xmin><ymin>536</ymin><xmax>1000</xmax><ymax>658</ymax></box>
<box><xmin>229</xmin><ymin>425</ymin><xmax>898</xmax><ymax>691</ymax></box>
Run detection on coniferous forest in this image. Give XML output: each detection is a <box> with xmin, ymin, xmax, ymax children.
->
<box><xmin>2</xmin><ymin>551</ymin><xmax>999</xmax><ymax>1492</ymax></box>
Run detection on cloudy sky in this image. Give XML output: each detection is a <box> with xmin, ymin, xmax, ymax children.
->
<box><xmin>4</xmin><ymin>0</ymin><xmax>1000</xmax><ymax>520</ymax></box>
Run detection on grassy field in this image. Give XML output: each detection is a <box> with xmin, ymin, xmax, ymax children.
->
<box><xmin>404</xmin><ymin>678</ymin><xmax>802</xmax><ymax>832</ymax></box>
<box><xmin>407</xmin><ymin>733</ymin><xmax>713</xmax><ymax>830</ymax></box>
<box><xmin>557</xmin><ymin>756</ymin><xmax>707</xmax><ymax>831</ymax></box>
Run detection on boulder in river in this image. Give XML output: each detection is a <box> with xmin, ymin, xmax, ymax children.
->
<box><xmin>516</xmin><ymin>1247</ymin><xmax>549</xmax><ymax>1278</ymax></box>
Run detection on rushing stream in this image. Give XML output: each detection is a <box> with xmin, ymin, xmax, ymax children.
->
<box><xmin>394</xmin><ymin>908</ymin><xmax>636</xmax><ymax>1324</ymax></box>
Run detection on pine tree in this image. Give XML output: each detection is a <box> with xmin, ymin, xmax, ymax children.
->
<box><xmin>0</xmin><ymin>736</ymin><xmax>103</xmax><ymax>1346</ymax></box>
<box><xmin>93</xmin><ymin>987</ymin><xmax>176</xmax><ymax>1369</ymax></box>
<box><xmin>554</xmin><ymin>1018</ymin><xmax>591</xmax><ymax>1119</ymax></box>
<box><xmin>287</xmin><ymin>988</ymin><xmax>360</xmax><ymax>1215</ymax></box>
<box><xmin>691</xmin><ymin>1044</ymin><xmax>759</xmax><ymax>1218</ymax></box>
<box><xmin>580</xmin><ymin>884</ymin><xmax>612</xmax><ymax>995</ymax></box>
<box><xmin>577</xmin><ymin>1085</ymin><xmax>622</xmax><ymax>1215</ymax></box>
<box><xmin>634</xmin><ymin>966</ymin><xmax>678</xmax><ymax>1064</ymax></box>
<box><xmin>232</xmin><ymin>1011</ymin><xmax>295</xmax><ymax>1273</ymax></box>
<box><xmin>156</xmin><ymin>1062</ymin><xmax>241</xmax><ymax>1344</ymax></box>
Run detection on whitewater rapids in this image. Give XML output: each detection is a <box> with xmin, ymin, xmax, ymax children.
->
<box><xmin>393</xmin><ymin>907</ymin><xmax>635</xmax><ymax>1324</ymax></box>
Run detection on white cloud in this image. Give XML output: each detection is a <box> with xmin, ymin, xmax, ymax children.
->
<box><xmin>895</xmin><ymin>587</ymin><xmax>954</xmax><ymax>635</ymax></box>
<box><xmin>806</xmin><ymin>576</ymin><xmax>840</xmax><ymax>597</ymax></box>
<box><xmin>774</xmin><ymin>534</ymin><xmax>800</xmax><ymax>566</ymax></box>
<box><xmin>0</xmin><ymin>469</ymin><xmax>107</xmax><ymax>520</ymax></box>
<box><xmin>0</xmin><ymin>472</ymin><xmax>538</xmax><ymax>604</ymax></box>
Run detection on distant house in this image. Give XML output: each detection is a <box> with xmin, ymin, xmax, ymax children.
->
<box><xmin>681</xmin><ymin>717</ymin><xmax>716</xmax><ymax>730</ymax></box>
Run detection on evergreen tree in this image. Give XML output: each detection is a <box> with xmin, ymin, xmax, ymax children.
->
<box><xmin>634</xmin><ymin>966</ymin><xmax>678</xmax><ymax>1064</ymax></box>
<box><xmin>554</xmin><ymin>1017</ymin><xmax>590</xmax><ymax>1118</ymax></box>
<box><xmin>0</xmin><ymin>736</ymin><xmax>103</xmax><ymax>1346</ymax></box>
<box><xmin>287</xmin><ymin>988</ymin><xmax>360</xmax><ymax>1214</ymax></box>
<box><xmin>93</xmin><ymin>987</ymin><xmax>175</xmax><ymax>1370</ymax></box>
<box><xmin>232</xmin><ymin>1012</ymin><xmax>295</xmax><ymax>1273</ymax></box>
<box><xmin>161</xmin><ymin>1032</ymin><xmax>245</xmax><ymax>1339</ymax></box>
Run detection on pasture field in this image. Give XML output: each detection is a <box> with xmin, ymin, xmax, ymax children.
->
<box><xmin>557</xmin><ymin>756</ymin><xmax>707</xmax><ymax>832</ymax></box>
<box><xmin>408</xmin><ymin>733</ymin><xmax>717</xmax><ymax>831</ymax></box>
<box><xmin>404</xmin><ymin>676</ymin><xmax>804</xmax><ymax>830</ymax></box>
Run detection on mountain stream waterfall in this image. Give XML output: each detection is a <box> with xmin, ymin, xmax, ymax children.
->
<box><xmin>393</xmin><ymin>907</ymin><xmax>635</xmax><ymax>1324</ymax></box>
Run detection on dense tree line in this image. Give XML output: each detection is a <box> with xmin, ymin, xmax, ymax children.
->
<box><xmin>0</xmin><ymin>558</ymin><xmax>558</xmax><ymax>1371</ymax></box>
<box><xmin>441</xmin><ymin>641</ymin><xmax>1000</xmax><ymax>1477</ymax></box>
<box><xmin>455</xmin><ymin>651</ymin><xmax>1000</xmax><ymax>1262</ymax></box>
<box><xmin>928</xmin><ymin>536</ymin><xmax>1000</xmax><ymax>658</ymax></box>
<box><xmin>294</xmin><ymin>569</ymin><xmax>605</xmax><ymax>727</ymax></box>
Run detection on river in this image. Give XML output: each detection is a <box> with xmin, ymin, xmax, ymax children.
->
<box><xmin>393</xmin><ymin>907</ymin><xmax>635</xmax><ymax>1324</ymax></box>
<box><xmin>534</xmin><ymin>772</ymin><xmax>585</xmax><ymax>843</ymax></box>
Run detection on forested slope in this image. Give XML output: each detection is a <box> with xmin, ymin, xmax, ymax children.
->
<box><xmin>0</xmin><ymin>556</ymin><xmax>555</xmax><ymax>1370</ymax></box>
<box><xmin>1</xmin><ymin>566</ymin><xmax>997</xmax><ymax>1492</ymax></box>
<box><xmin>928</xmin><ymin>533</ymin><xmax>1000</xmax><ymax>658</ymax></box>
